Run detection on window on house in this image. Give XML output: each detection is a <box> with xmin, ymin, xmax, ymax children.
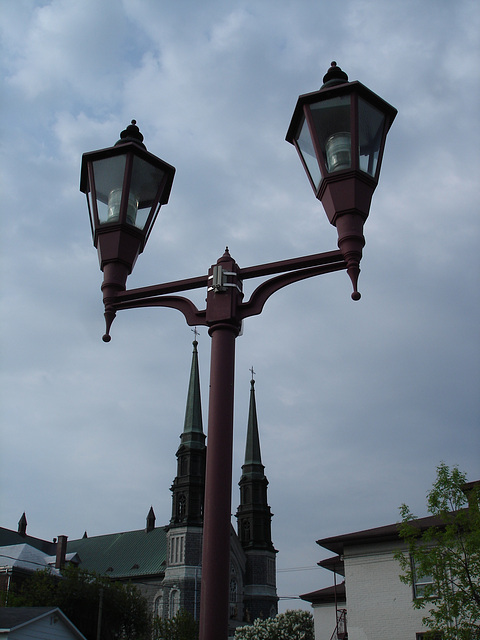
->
<box><xmin>412</xmin><ymin>559</ymin><xmax>435</xmax><ymax>599</ymax></box>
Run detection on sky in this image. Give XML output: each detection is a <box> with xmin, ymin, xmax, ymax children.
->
<box><xmin>1</xmin><ymin>0</ymin><xmax>479</xmax><ymax>611</ymax></box>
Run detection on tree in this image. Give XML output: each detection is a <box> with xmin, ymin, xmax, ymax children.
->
<box><xmin>152</xmin><ymin>609</ymin><xmax>198</xmax><ymax>640</ymax></box>
<box><xmin>395</xmin><ymin>463</ymin><xmax>480</xmax><ymax>639</ymax></box>
<box><xmin>234</xmin><ymin>609</ymin><xmax>314</xmax><ymax>640</ymax></box>
<box><xmin>8</xmin><ymin>565</ymin><xmax>151</xmax><ymax>640</ymax></box>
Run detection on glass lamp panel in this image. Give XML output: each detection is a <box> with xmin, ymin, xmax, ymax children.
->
<box><xmin>358</xmin><ymin>97</ymin><xmax>386</xmax><ymax>177</ymax></box>
<box><xmin>310</xmin><ymin>95</ymin><xmax>351</xmax><ymax>173</ymax></box>
<box><xmin>129</xmin><ymin>155</ymin><xmax>168</xmax><ymax>230</ymax></box>
<box><xmin>296</xmin><ymin>116</ymin><xmax>322</xmax><ymax>189</ymax></box>
<box><xmin>92</xmin><ymin>155</ymin><xmax>127</xmax><ymax>224</ymax></box>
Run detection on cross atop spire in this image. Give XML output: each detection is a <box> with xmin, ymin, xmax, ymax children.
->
<box><xmin>249</xmin><ymin>366</ymin><xmax>256</xmax><ymax>382</ymax></box>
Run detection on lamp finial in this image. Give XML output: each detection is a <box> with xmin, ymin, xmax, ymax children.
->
<box><xmin>116</xmin><ymin>120</ymin><xmax>146</xmax><ymax>149</ymax></box>
<box><xmin>322</xmin><ymin>62</ymin><xmax>349</xmax><ymax>88</ymax></box>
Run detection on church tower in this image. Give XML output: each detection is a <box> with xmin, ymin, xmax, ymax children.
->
<box><xmin>163</xmin><ymin>338</ymin><xmax>205</xmax><ymax>620</ymax></box>
<box><xmin>236</xmin><ymin>374</ymin><xmax>278</xmax><ymax>621</ymax></box>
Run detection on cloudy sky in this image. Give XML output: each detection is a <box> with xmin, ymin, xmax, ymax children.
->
<box><xmin>1</xmin><ymin>0</ymin><xmax>479</xmax><ymax>609</ymax></box>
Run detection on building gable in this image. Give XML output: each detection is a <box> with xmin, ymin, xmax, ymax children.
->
<box><xmin>0</xmin><ymin>607</ymin><xmax>86</xmax><ymax>640</ymax></box>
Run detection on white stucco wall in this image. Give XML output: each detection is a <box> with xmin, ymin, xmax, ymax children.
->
<box><xmin>312</xmin><ymin>602</ymin><xmax>343</xmax><ymax>640</ymax></box>
<box><xmin>344</xmin><ymin>540</ymin><xmax>430</xmax><ymax>640</ymax></box>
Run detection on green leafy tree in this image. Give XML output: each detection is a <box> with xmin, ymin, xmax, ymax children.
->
<box><xmin>395</xmin><ymin>463</ymin><xmax>480</xmax><ymax>639</ymax></box>
<box><xmin>234</xmin><ymin>609</ymin><xmax>314</xmax><ymax>640</ymax></box>
<box><xmin>8</xmin><ymin>564</ymin><xmax>151</xmax><ymax>640</ymax></box>
<box><xmin>152</xmin><ymin>609</ymin><xmax>198</xmax><ymax>640</ymax></box>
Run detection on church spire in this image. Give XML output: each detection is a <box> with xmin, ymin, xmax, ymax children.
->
<box><xmin>170</xmin><ymin>336</ymin><xmax>206</xmax><ymax>527</ymax></box>
<box><xmin>236</xmin><ymin>371</ymin><xmax>278</xmax><ymax>620</ymax></box>
<box><xmin>236</xmin><ymin>371</ymin><xmax>274</xmax><ymax>552</ymax></box>
<box><xmin>244</xmin><ymin>373</ymin><xmax>263</xmax><ymax>468</ymax></box>
<box><xmin>182</xmin><ymin>338</ymin><xmax>203</xmax><ymax>442</ymax></box>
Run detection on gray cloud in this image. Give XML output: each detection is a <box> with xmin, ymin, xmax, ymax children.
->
<box><xmin>1</xmin><ymin>0</ymin><xmax>479</xmax><ymax>609</ymax></box>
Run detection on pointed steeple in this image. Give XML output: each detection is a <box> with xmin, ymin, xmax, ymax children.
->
<box><xmin>236</xmin><ymin>372</ymin><xmax>275</xmax><ymax>552</ymax></box>
<box><xmin>236</xmin><ymin>371</ymin><xmax>278</xmax><ymax>620</ymax></box>
<box><xmin>18</xmin><ymin>512</ymin><xmax>27</xmax><ymax>536</ymax></box>
<box><xmin>181</xmin><ymin>339</ymin><xmax>204</xmax><ymax>446</ymax></box>
<box><xmin>244</xmin><ymin>377</ymin><xmax>263</xmax><ymax>469</ymax></box>
<box><xmin>146</xmin><ymin>506</ymin><xmax>156</xmax><ymax>532</ymax></box>
<box><xmin>170</xmin><ymin>337</ymin><xmax>206</xmax><ymax>527</ymax></box>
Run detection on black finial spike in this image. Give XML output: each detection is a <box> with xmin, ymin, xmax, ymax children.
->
<box><xmin>102</xmin><ymin>306</ymin><xmax>116</xmax><ymax>342</ymax></box>
<box><xmin>115</xmin><ymin>120</ymin><xmax>146</xmax><ymax>148</ymax></box>
<box><xmin>322</xmin><ymin>62</ymin><xmax>349</xmax><ymax>88</ymax></box>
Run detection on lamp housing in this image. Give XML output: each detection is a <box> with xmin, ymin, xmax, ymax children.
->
<box><xmin>286</xmin><ymin>63</ymin><xmax>397</xmax><ymax>219</ymax></box>
<box><xmin>286</xmin><ymin>63</ymin><xmax>397</xmax><ymax>298</ymax></box>
<box><xmin>80</xmin><ymin>121</ymin><xmax>175</xmax><ymax>282</ymax></box>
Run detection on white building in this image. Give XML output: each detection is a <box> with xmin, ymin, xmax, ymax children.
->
<box><xmin>301</xmin><ymin>515</ymin><xmax>443</xmax><ymax>640</ymax></box>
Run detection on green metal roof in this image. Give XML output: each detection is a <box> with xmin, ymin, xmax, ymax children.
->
<box><xmin>67</xmin><ymin>526</ymin><xmax>167</xmax><ymax>580</ymax></box>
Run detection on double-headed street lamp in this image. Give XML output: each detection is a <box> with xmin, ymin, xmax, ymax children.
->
<box><xmin>80</xmin><ymin>63</ymin><xmax>396</xmax><ymax>640</ymax></box>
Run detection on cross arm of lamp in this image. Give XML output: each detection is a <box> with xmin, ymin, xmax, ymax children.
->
<box><xmin>101</xmin><ymin>248</ymin><xmax>347</xmax><ymax>341</ymax></box>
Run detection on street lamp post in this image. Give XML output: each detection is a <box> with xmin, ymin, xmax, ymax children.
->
<box><xmin>80</xmin><ymin>63</ymin><xmax>396</xmax><ymax>640</ymax></box>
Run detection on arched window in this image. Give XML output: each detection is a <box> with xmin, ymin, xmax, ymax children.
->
<box><xmin>177</xmin><ymin>494</ymin><xmax>186</xmax><ymax>519</ymax></box>
<box><xmin>170</xmin><ymin>589</ymin><xmax>180</xmax><ymax>618</ymax></box>
<box><xmin>229</xmin><ymin>578</ymin><xmax>238</xmax><ymax>619</ymax></box>
<box><xmin>154</xmin><ymin>592</ymin><xmax>164</xmax><ymax>619</ymax></box>
<box><xmin>242</xmin><ymin>519</ymin><xmax>251</xmax><ymax>542</ymax></box>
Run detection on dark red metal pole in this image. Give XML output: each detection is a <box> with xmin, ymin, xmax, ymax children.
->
<box><xmin>199</xmin><ymin>322</ymin><xmax>239</xmax><ymax>640</ymax></box>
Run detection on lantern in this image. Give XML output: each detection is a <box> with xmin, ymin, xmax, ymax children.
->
<box><xmin>286</xmin><ymin>63</ymin><xmax>397</xmax><ymax>298</ymax></box>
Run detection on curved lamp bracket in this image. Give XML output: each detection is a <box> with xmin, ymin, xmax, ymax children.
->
<box><xmin>239</xmin><ymin>261</ymin><xmax>347</xmax><ymax>321</ymax></box>
<box><xmin>103</xmin><ymin>295</ymin><xmax>206</xmax><ymax>341</ymax></box>
<box><xmin>101</xmin><ymin>248</ymin><xmax>349</xmax><ymax>341</ymax></box>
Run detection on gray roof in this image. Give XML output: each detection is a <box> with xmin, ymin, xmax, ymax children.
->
<box><xmin>300</xmin><ymin>582</ymin><xmax>346</xmax><ymax>604</ymax></box>
<box><xmin>0</xmin><ymin>528</ymin><xmax>56</xmax><ymax>555</ymax></box>
<box><xmin>0</xmin><ymin>543</ymin><xmax>60</xmax><ymax>575</ymax></box>
<box><xmin>0</xmin><ymin>607</ymin><xmax>87</xmax><ymax>639</ymax></box>
<box><xmin>317</xmin><ymin>512</ymin><xmax>454</xmax><ymax>555</ymax></box>
<box><xmin>0</xmin><ymin>607</ymin><xmax>57</xmax><ymax>629</ymax></box>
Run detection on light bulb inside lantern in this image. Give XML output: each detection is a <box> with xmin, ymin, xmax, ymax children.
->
<box><xmin>325</xmin><ymin>132</ymin><xmax>351</xmax><ymax>172</ymax></box>
<box><xmin>107</xmin><ymin>189</ymin><xmax>139</xmax><ymax>226</ymax></box>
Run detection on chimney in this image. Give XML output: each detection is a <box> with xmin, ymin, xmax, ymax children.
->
<box><xmin>18</xmin><ymin>513</ymin><xmax>27</xmax><ymax>536</ymax></box>
<box><xmin>55</xmin><ymin>535</ymin><xmax>68</xmax><ymax>570</ymax></box>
